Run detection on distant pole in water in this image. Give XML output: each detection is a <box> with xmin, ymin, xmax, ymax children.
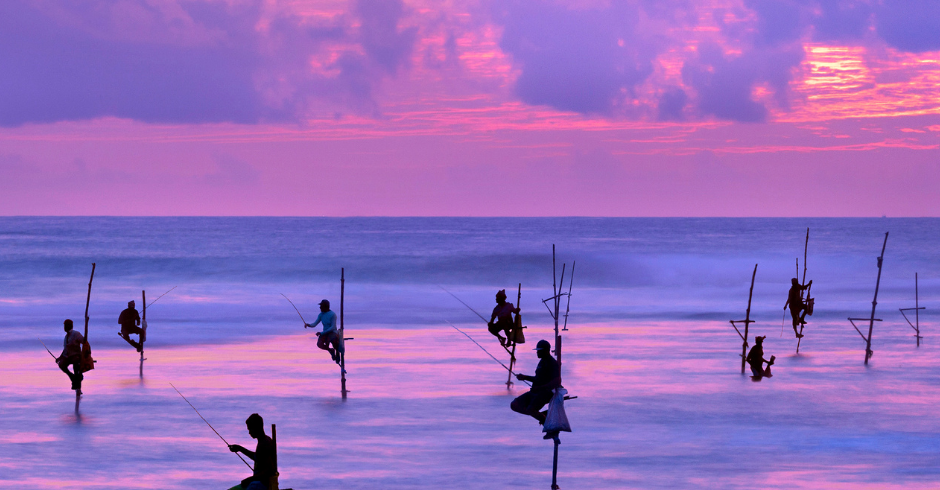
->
<box><xmin>848</xmin><ymin>232</ymin><xmax>888</xmax><ymax>365</ymax></box>
<box><xmin>84</xmin><ymin>263</ymin><xmax>96</xmax><ymax>340</ymax></box>
<box><xmin>506</xmin><ymin>283</ymin><xmax>521</xmax><ymax>388</ymax></box>
<box><xmin>141</xmin><ymin>290</ymin><xmax>147</xmax><ymax>362</ymax></box>
<box><xmin>730</xmin><ymin>264</ymin><xmax>758</xmax><ymax>374</ymax></box>
<box><xmin>797</xmin><ymin>228</ymin><xmax>811</xmax><ymax>354</ymax></box>
<box><xmin>900</xmin><ymin>272</ymin><xmax>925</xmax><ymax>347</ymax></box>
<box><xmin>541</xmin><ymin>245</ymin><xmax>576</xmax><ymax>490</ymax></box>
<box><xmin>340</xmin><ymin>268</ymin><xmax>348</xmax><ymax>400</ymax></box>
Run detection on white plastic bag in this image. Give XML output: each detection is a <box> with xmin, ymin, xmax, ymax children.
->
<box><xmin>543</xmin><ymin>388</ymin><xmax>572</xmax><ymax>433</ymax></box>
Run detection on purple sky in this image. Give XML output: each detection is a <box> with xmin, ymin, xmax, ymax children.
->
<box><xmin>1</xmin><ymin>0</ymin><xmax>939</xmax><ymax>216</ymax></box>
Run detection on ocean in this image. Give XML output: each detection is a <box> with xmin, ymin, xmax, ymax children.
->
<box><xmin>0</xmin><ymin>217</ymin><xmax>937</xmax><ymax>489</ymax></box>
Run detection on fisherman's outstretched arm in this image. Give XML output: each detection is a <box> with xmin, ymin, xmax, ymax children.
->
<box><xmin>305</xmin><ymin>317</ymin><xmax>322</xmax><ymax>329</ymax></box>
<box><xmin>228</xmin><ymin>444</ymin><xmax>257</xmax><ymax>460</ymax></box>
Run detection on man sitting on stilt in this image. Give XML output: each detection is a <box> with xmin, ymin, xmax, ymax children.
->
<box><xmin>57</xmin><ymin>319</ymin><xmax>84</xmax><ymax>394</ymax></box>
<box><xmin>228</xmin><ymin>413</ymin><xmax>276</xmax><ymax>490</ymax></box>
<box><xmin>746</xmin><ymin>336</ymin><xmax>775</xmax><ymax>379</ymax></box>
<box><xmin>306</xmin><ymin>299</ymin><xmax>342</xmax><ymax>367</ymax></box>
<box><xmin>118</xmin><ymin>300</ymin><xmax>144</xmax><ymax>352</ymax></box>
<box><xmin>784</xmin><ymin>278</ymin><xmax>812</xmax><ymax>338</ymax></box>
<box><xmin>488</xmin><ymin>289</ymin><xmax>519</xmax><ymax>347</ymax></box>
<box><xmin>512</xmin><ymin>340</ymin><xmax>562</xmax><ymax>441</ymax></box>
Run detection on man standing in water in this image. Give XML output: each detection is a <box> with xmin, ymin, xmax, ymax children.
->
<box><xmin>512</xmin><ymin>340</ymin><xmax>562</xmax><ymax>439</ymax></box>
<box><xmin>118</xmin><ymin>300</ymin><xmax>143</xmax><ymax>352</ymax></box>
<box><xmin>784</xmin><ymin>278</ymin><xmax>812</xmax><ymax>338</ymax></box>
<box><xmin>228</xmin><ymin>413</ymin><xmax>276</xmax><ymax>490</ymax></box>
<box><xmin>488</xmin><ymin>289</ymin><xmax>519</xmax><ymax>347</ymax></box>
<box><xmin>306</xmin><ymin>299</ymin><xmax>342</xmax><ymax>365</ymax></box>
<box><xmin>57</xmin><ymin>319</ymin><xmax>84</xmax><ymax>393</ymax></box>
<box><xmin>746</xmin><ymin>336</ymin><xmax>775</xmax><ymax>379</ymax></box>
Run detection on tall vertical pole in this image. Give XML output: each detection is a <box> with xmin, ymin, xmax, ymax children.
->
<box><xmin>741</xmin><ymin>264</ymin><xmax>757</xmax><ymax>374</ymax></box>
<box><xmin>340</xmin><ymin>268</ymin><xmax>347</xmax><ymax>399</ymax></box>
<box><xmin>140</xmin><ymin>290</ymin><xmax>146</xmax><ymax>375</ymax></box>
<box><xmin>84</xmin><ymin>263</ymin><xmax>96</xmax><ymax>340</ymax></box>
<box><xmin>865</xmin><ymin>233</ymin><xmax>888</xmax><ymax>365</ymax></box>
<box><xmin>797</xmin><ymin>229</ymin><xmax>809</xmax><ymax>353</ymax></box>
<box><xmin>507</xmin><ymin>283</ymin><xmax>520</xmax><ymax>388</ymax></box>
<box><xmin>916</xmin><ymin>273</ymin><xmax>920</xmax><ymax>347</ymax></box>
<box><xmin>551</xmin><ymin>439</ymin><xmax>560</xmax><ymax>489</ymax></box>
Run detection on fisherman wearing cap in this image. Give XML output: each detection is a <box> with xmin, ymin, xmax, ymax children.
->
<box><xmin>488</xmin><ymin>289</ymin><xmax>519</xmax><ymax>347</ymax></box>
<box><xmin>512</xmin><ymin>339</ymin><xmax>562</xmax><ymax>433</ymax></box>
<box><xmin>746</xmin><ymin>336</ymin><xmax>775</xmax><ymax>378</ymax></box>
<box><xmin>306</xmin><ymin>299</ymin><xmax>342</xmax><ymax>365</ymax></box>
<box><xmin>118</xmin><ymin>300</ymin><xmax>143</xmax><ymax>352</ymax></box>
<box><xmin>228</xmin><ymin>413</ymin><xmax>276</xmax><ymax>490</ymax></box>
<box><xmin>57</xmin><ymin>319</ymin><xmax>84</xmax><ymax>393</ymax></box>
<box><xmin>784</xmin><ymin>278</ymin><xmax>812</xmax><ymax>338</ymax></box>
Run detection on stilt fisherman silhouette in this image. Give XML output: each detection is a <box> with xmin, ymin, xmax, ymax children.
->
<box><xmin>784</xmin><ymin>278</ymin><xmax>812</xmax><ymax>338</ymax></box>
<box><xmin>306</xmin><ymin>299</ymin><xmax>342</xmax><ymax>366</ymax></box>
<box><xmin>488</xmin><ymin>289</ymin><xmax>519</xmax><ymax>347</ymax></box>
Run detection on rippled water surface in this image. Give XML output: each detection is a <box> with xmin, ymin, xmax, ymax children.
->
<box><xmin>0</xmin><ymin>217</ymin><xmax>938</xmax><ymax>489</ymax></box>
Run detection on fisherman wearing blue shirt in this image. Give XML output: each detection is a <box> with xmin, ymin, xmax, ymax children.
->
<box><xmin>306</xmin><ymin>299</ymin><xmax>342</xmax><ymax>365</ymax></box>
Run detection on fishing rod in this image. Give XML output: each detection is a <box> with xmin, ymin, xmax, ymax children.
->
<box><xmin>146</xmin><ymin>286</ymin><xmax>177</xmax><ymax>308</ymax></box>
<box><xmin>439</xmin><ymin>286</ymin><xmax>489</xmax><ymax>324</ymax></box>
<box><xmin>280</xmin><ymin>293</ymin><xmax>308</xmax><ymax>325</ymax></box>
<box><xmin>39</xmin><ymin>339</ymin><xmax>56</xmax><ymax>360</ymax></box>
<box><xmin>169</xmin><ymin>383</ymin><xmax>253</xmax><ymax>471</ymax></box>
<box><xmin>449</xmin><ymin>322</ymin><xmax>531</xmax><ymax>387</ymax></box>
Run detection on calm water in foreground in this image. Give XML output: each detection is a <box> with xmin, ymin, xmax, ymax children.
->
<box><xmin>0</xmin><ymin>217</ymin><xmax>938</xmax><ymax>489</ymax></box>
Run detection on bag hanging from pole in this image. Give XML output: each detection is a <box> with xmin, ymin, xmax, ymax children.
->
<box><xmin>80</xmin><ymin>340</ymin><xmax>95</xmax><ymax>373</ymax></box>
<box><xmin>543</xmin><ymin>388</ymin><xmax>571</xmax><ymax>433</ymax></box>
<box><xmin>512</xmin><ymin>314</ymin><xmax>526</xmax><ymax>344</ymax></box>
<box><xmin>805</xmin><ymin>297</ymin><xmax>815</xmax><ymax>316</ymax></box>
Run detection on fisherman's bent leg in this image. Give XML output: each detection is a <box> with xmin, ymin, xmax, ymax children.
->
<box><xmin>511</xmin><ymin>392</ymin><xmax>535</xmax><ymax>416</ymax></box>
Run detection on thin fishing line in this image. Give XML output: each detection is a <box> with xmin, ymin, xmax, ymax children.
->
<box><xmin>147</xmin><ymin>286</ymin><xmax>178</xmax><ymax>308</ymax></box>
<box><xmin>169</xmin><ymin>383</ymin><xmax>253</xmax><ymax>471</ymax></box>
<box><xmin>439</xmin><ymin>286</ymin><xmax>489</xmax><ymax>324</ymax></box>
<box><xmin>280</xmin><ymin>293</ymin><xmax>307</xmax><ymax>325</ymax></box>
<box><xmin>448</xmin><ymin>322</ymin><xmax>531</xmax><ymax>387</ymax></box>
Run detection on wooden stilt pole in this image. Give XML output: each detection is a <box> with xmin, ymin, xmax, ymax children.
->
<box><xmin>900</xmin><ymin>272</ymin><xmax>925</xmax><ymax>346</ymax></box>
<box><xmin>864</xmin><ymin>233</ymin><xmax>888</xmax><ymax>364</ymax></box>
<box><xmin>507</xmin><ymin>283</ymin><xmax>521</xmax><ymax>388</ymax></box>
<box><xmin>797</xmin><ymin>228</ymin><xmax>809</xmax><ymax>353</ymax></box>
<box><xmin>551</xmin><ymin>438</ymin><xmax>560</xmax><ymax>490</ymax></box>
<box><xmin>141</xmin><ymin>290</ymin><xmax>146</xmax><ymax>361</ymax></box>
<box><xmin>84</xmin><ymin>264</ymin><xmax>96</xmax><ymax>340</ymax></box>
<box><xmin>849</xmin><ymin>233</ymin><xmax>888</xmax><ymax>365</ymax></box>
<box><xmin>730</xmin><ymin>264</ymin><xmax>757</xmax><ymax>374</ymax></box>
<box><xmin>340</xmin><ymin>268</ymin><xmax>347</xmax><ymax>400</ymax></box>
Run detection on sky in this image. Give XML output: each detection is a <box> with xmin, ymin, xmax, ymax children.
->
<box><xmin>0</xmin><ymin>0</ymin><xmax>939</xmax><ymax>216</ymax></box>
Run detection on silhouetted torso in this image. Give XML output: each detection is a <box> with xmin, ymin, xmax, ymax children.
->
<box><xmin>119</xmin><ymin>307</ymin><xmax>140</xmax><ymax>329</ymax></box>
<box><xmin>532</xmin><ymin>354</ymin><xmax>561</xmax><ymax>392</ymax></box>
<box><xmin>492</xmin><ymin>302</ymin><xmax>515</xmax><ymax>327</ymax></box>
<box><xmin>746</xmin><ymin>344</ymin><xmax>764</xmax><ymax>371</ymax></box>
<box><xmin>788</xmin><ymin>285</ymin><xmax>805</xmax><ymax>310</ymax></box>
<box><xmin>61</xmin><ymin>329</ymin><xmax>84</xmax><ymax>362</ymax></box>
<box><xmin>251</xmin><ymin>434</ymin><xmax>276</xmax><ymax>482</ymax></box>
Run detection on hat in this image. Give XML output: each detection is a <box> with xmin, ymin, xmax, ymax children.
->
<box><xmin>535</xmin><ymin>339</ymin><xmax>551</xmax><ymax>351</ymax></box>
<box><xmin>318</xmin><ymin>299</ymin><xmax>330</xmax><ymax>308</ymax></box>
<box><xmin>496</xmin><ymin>289</ymin><xmax>507</xmax><ymax>299</ymax></box>
<box><xmin>755</xmin><ymin>335</ymin><xmax>766</xmax><ymax>342</ymax></box>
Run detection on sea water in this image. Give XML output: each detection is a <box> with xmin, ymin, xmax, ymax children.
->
<box><xmin>0</xmin><ymin>217</ymin><xmax>938</xmax><ymax>489</ymax></box>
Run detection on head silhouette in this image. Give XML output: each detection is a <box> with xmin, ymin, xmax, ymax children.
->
<box><xmin>496</xmin><ymin>290</ymin><xmax>507</xmax><ymax>303</ymax></box>
<box><xmin>791</xmin><ymin>278</ymin><xmax>799</xmax><ymax>285</ymax></box>
<box><xmin>755</xmin><ymin>335</ymin><xmax>765</xmax><ymax>345</ymax></box>
<box><xmin>319</xmin><ymin>299</ymin><xmax>330</xmax><ymax>312</ymax></box>
<box><xmin>535</xmin><ymin>339</ymin><xmax>551</xmax><ymax>359</ymax></box>
<box><xmin>128</xmin><ymin>300</ymin><xmax>135</xmax><ymax>307</ymax></box>
<box><xmin>63</xmin><ymin>319</ymin><xmax>73</xmax><ymax>332</ymax></box>
<box><xmin>246</xmin><ymin>413</ymin><xmax>264</xmax><ymax>438</ymax></box>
